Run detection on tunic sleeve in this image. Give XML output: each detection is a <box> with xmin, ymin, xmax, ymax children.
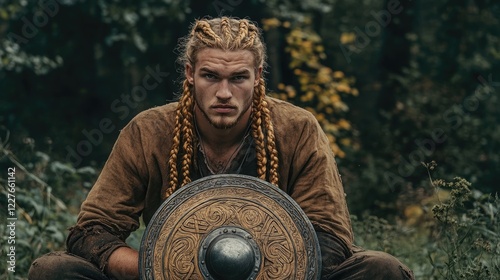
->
<box><xmin>66</xmin><ymin>117</ymin><xmax>149</xmax><ymax>272</ymax></box>
<box><xmin>285</xmin><ymin>112</ymin><xmax>353</xmax><ymax>245</ymax></box>
<box><xmin>274</xmin><ymin>104</ymin><xmax>354</xmax><ymax>270</ymax></box>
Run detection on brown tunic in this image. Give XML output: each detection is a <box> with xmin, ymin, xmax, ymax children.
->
<box><xmin>67</xmin><ymin>96</ymin><xmax>353</xmax><ymax>271</ymax></box>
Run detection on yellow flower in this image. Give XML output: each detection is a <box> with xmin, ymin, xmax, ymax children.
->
<box><xmin>315</xmin><ymin>45</ymin><xmax>325</xmax><ymax>53</ymax></box>
<box><xmin>336</xmin><ymin>84</ymin><xmax>351</xmax><ymax>93</ymax></box>
<box><xmin>330</xmin><ymin>94</ymin><xmax>341</xmax><ymax>104</ymax></box>
<box><xmin>337</xmin><ymin>119</ymin><xmax>351</xmax><ymax>130</ymax></box>
<box><xmin>340</xmin><ymin>138</ymin><xmax>351</xmax><ymax>146</ymax></box>
<box><xmin>340</xmin><ymin>32</ymin><xmax>356</xmax><ymax>44</ymax></box>
<box><xmin>286</xmin><ymin>86</ymin><xmax>296</xmax><ymax>98</ymax></box>
<box><xmin>261</xmin><ymin>18</ymin><xmax>281</xmax><ymax>31</ymax></box>
<box><xmin>333</xmin><ymin>71</ymin><xmax>345</xmax><ymax>79</ymax></box>
<box><xmin>302</xmin><ymin>41</ymin><xmax>313</xmax><ymax>50</ymax></box>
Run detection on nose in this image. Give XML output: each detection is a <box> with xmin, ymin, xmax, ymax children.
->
<box><xmin>215</xmin><ymin>79</ymin><xmax>232</xmax><ymax>100</ymax></box>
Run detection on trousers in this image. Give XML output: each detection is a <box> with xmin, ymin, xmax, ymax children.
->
<box><xmin>28</xmin><ymin>248</ymin><xmax>414</xmax><ymax>280</ymax></box>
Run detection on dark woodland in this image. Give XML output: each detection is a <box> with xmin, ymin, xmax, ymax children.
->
<box><xmin>1</xmin><ymin>0</ymin><xmax>499</xmax><ymax>278</ymax></box>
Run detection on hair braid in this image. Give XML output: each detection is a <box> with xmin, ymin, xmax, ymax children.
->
<box><xmin>234</xmin><ymin>21</ymin><xmax>249</xmax><ymax>48</ymax></box>
<box><xmin>193</xmin><ymin>21</ymin><xmax>222</xmax><ymax>47</ymax></box>
<box><xmin>251</xmin><ymin>81</ymin><xmax>268</xmax><ymax>181</ymax></box>
<box><xmin>165</xmin><ymin>80</ymin><xmax>195</xmax><ymax>198</ymax></box>
<box><xmin>251</xmin><ymin>78</ymin><xmax>279</xmax><ymax>186</ymax></box>
<box><xmin>166</xmin><ymin>110</ymin><xmax>182</xmax><ymax>198</ymax></box>
<box><xmin>220</xmin><ymin>17</ymin><xmax>234</xmax><ymax>48</ymax></box>
<box><xmin>180</xmin><ymin>91</ymin><xmax>195</xmax><ymax>187</ymax></box>
<box><xmin>259</xmin><ymin>81</ymin><xmax>279</xmax><ymax>186</ymax></box>
<box><xmin>242</xmin><ymin>25</ymin><xmax>258</xmax><ymax>49</ymax></box>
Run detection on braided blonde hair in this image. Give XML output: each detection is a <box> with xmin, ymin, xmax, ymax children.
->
<box><xmin>166</xmin><ymin>17</ymin><xmax>279</xmax><ymax>198</ymax></box>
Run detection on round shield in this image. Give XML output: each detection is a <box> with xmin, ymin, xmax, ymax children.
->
<box><xmin>139</xmin><ymin>174</ymin><xmax>321</xmax><ymax>280</ymax></box>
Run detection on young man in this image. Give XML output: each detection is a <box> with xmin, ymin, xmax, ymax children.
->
<box><xmin>29</xmin><ymin>17</ymin><xmax>414</xmax><ymax>280</ymax></box>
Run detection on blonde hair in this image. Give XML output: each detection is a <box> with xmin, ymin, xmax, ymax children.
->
<box><xmin>165</xmin><ymin>17</ymin><xmax>279</xmax><ymax>198</ymax></box>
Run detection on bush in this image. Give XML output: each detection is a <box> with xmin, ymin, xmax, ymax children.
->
<box><xmin>0</xmin><ymin>133</ymin><xmax>96</xmax><ymax>280</ymax></box>
<box><xmin>352</xmin><ymin>162</ymin><xmax>500</xmax><ymax>279</ymax></box>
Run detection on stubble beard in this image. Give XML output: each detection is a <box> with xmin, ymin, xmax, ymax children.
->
<box><xmin>192</xmin><ymin>85</ymin><xmax>252</xmax><ymax>130</ymax></box>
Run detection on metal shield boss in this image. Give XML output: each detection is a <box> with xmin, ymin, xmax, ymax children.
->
<box><xmin>139</xmin><ymin>174</ymin><xmax>321</xmax><ymax>280</ymax></box>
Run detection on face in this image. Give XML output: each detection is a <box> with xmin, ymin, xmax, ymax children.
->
<box><xmin>186</xmin><ymin>48</ymin><xmax>262</xmax><ymax>130</ymax></box>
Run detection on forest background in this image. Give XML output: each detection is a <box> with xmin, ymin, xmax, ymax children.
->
<box><xmin>1</xmin><ymin>0</ymin><xmax>499</xmax><ymax>279</ymax></box>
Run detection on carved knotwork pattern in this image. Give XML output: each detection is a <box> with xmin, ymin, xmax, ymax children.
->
<box><xmin>140</xmin><ymin>175</ymin><xmax>320</xmax><ymax>280</ymax></box>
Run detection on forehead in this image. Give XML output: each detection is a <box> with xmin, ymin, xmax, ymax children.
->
<box><xmin>194</xmin><ymin>48</ymin><xmax>256</xmax><ymax>72</ymax></box>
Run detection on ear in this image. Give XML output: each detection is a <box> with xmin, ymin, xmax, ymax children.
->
<box><xmin>254</xmin><ymin>66</ymin><xmax>263</xmax><ymax>87</ymax></box>
<box><xmin>185</xmin><ymin>63</ymin><xmax>194</xmax><ymax>85</ymax></box>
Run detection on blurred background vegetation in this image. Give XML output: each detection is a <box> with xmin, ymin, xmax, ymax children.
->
<box><xmin>1</xmin><ymin>0</ymin><xmax>499</xmax><ymax>279</ymax></box>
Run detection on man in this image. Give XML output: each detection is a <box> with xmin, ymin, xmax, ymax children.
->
<box><xmin>29</xmin><ymin>17</ymin><xmax>414</xmax><ymax>279</ymax></box>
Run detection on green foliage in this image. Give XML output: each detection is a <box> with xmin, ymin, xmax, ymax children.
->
<box><xmin>425</xmin><ymin>163</ymin><xmax>500</xmax><ymax>280</ymax></box>
<box><xmin>333</xmin><ymin>0</ymin><xmax>500</xmax><ymax>215</ymax></box>
<box><xmin>265</xmin><ymin>17</ymin><xmax>359</xmax><ymax>158</ymax></box>
<box><xmin>0</xmin><ymin>132</ymin><xmax>97</xmax><ymax>279</ymax></box>
<box><xmin>0</xmin><ymin>0</ymin><xmax>189</xmax><ymax>165</ymax></box>
<box><xmin>258</xmin><ymin>0</ymin><xmax>336</xmax><ymax>16</ymax></box>
<box><xmin>352</xmin><ymin>163</ymin><xmax>500</xmax><ymax>279</ymax></box>
<box><xmin>1</xmin><ymin>0</ymin><xmax>499</xmax><ymax>278</ymax></box>
<box><xmin>0</xmin><ymin>39</ymin><xmax>63</xmax><ymax>74</ymax></box>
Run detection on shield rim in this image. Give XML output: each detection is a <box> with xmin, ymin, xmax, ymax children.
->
<box><xmin>139</xmin><ymin>174</ymin><xmax>322</xmax><ymax>280</ymax></box>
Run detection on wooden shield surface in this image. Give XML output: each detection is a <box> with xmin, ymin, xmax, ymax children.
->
<box><xmin>139</xmin><ymin>174</ymin><xmax>321</xmax><ymax>280</ymax></box>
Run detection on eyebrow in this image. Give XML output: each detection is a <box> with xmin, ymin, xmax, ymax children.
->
<box><xmin>231</xmin><ymin>70</ymin><xmax>251</xmax><ymax>76</ymax></box>
<box><xmin>199</xmin><ymin>67</ymin><xmax>251</xmax><ymax>76</ymax></box>
<box><xmin>199</xmin><ymin>67</ymin><xmax>217</xmax><ymax>74</ymax></box>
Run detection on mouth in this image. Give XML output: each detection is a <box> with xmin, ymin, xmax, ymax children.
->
<box><xmin>211</xmin><ymin>104</ymin><xmax>236</xmax><ymax>114</ymax></box>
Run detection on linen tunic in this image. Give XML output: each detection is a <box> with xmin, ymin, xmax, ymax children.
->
<box><xmin>67</xmin><ymin>97</ymin><xmax>353</xmax><ymax>271</ymax></box>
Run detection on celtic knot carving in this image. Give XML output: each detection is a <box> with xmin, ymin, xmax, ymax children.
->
<box><xmin>140</xmin><ymin>174</ymin><xmax>320</xmax><ymax>280</ymax></box>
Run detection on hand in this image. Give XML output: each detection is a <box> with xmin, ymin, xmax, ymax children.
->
<box><xmin>107</xmin><ymin>247</ymin><xmax>139</xmax><ymax>280</ymax></box>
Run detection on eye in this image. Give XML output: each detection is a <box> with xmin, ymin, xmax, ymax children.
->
<box><xmin>204</xmin><ymin>73</ymin><xmax>217</xmax><ymax>80</ymax></box>
<box><xmin>231</xmin><ymin>75</ymin><xmax>248</xmax><ymax>81</ymax></box>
